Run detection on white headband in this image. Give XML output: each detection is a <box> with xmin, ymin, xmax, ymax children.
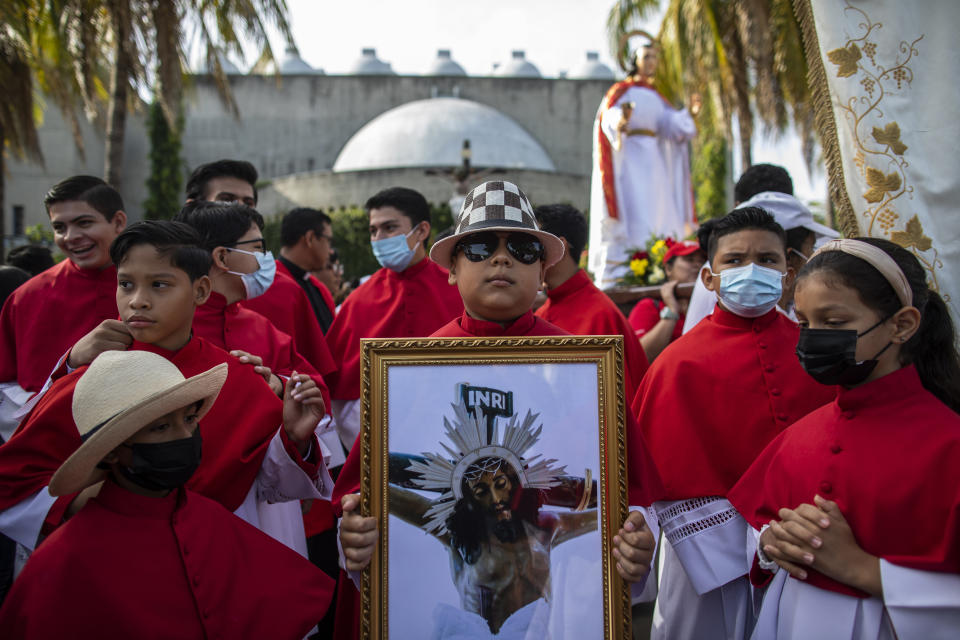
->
<box><xmin>810</xmin><ymin>239</ymin><xmax>913</xmax><ymax>307</ymax></box>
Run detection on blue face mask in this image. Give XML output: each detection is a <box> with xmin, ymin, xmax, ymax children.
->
<box><xmin>227</xmin><ymin>248</ymin><xmax>276</xmax><ymax>299</ymax></box>
<box><xmin>711</xmin><ymin>262</ymin><xmax>784</xmax><ymax>318</ymax></box>
<box><xmin>372</xmin><ymin>227</ymin><xmax>419</xmax><ymax>272</ymax></box>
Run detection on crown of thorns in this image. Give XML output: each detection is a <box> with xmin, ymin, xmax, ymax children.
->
<box><xmin>407</xmin><ymin>400</ymin><xmax>565</xmax><ymax>536</ymax></box>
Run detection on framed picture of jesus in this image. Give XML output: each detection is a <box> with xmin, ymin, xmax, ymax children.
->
<box><xmin>358</xmin><ymin>335</ymin><xmax>631</xmax><ymax>639</ymax></box>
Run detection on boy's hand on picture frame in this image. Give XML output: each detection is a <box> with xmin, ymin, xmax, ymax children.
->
<box><xmin>613</xmin><ymin>510</ymin><xmax>656</xmax><ymax>582</ymax></box>
<box><xmin>67</xmin><ymin>320</ymin><xmax>133</xmax><ymax>368</ymax></box>
<box><xmin>282</xmin><ymin>372</ymin><xmax>325</xmax><ymax>455</ymax></box>
<box><xmin>340</xmin><ymin>494</ymin><xmax>378</xmax><ymax>571</ymax></box>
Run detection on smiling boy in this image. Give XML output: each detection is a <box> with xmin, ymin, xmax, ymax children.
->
<box><xmin>0</xmin><ymin>221</ymin><xmax>332</xmax><ymax>558</ymax></box>
<box><xmin>631</xmin><ymin>207</ymin><xmax>836</xmax><ymax>640</ymax></box>
<box><xmin>0</xmin><ymin>350</ymin><xmax>333</xmax><ymax>639</ymax></box>
<box><xmin>0</xmin><ymin>176</ymin><xmax>128</xmax><ymax>395</ymax></box>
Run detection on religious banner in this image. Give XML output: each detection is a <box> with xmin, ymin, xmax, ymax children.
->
<box><xmin>358</xmin><ymin>336</ymin><xmax>630</xmax><ymax>639</ymax></box>
<box><xmin>795</xmin><ymin>0</ymin><xmax>960</xmax><ymax>320</ymax></box>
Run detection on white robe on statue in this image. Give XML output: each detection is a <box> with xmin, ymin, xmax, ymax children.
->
<box><xmin>589</xmin><ymin>86</ymin><xmax>696</xmax><ymax>289</ymax></box>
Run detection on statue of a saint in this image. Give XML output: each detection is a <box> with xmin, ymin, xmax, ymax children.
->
<box><xmin>588</xmin><ymin>32</ymin><xmax>701</xmax><ymax>288</ymax></box>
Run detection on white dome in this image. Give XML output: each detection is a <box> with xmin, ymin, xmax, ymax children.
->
<box><xmin>571</xmin><ymin>52</ymin><xmax>615</xmax><ymax>80</ymax></box>
<box><xmin>333</xmin><ymin>97</ymin><xmax>555</xmax><ymax>172</ymax></box>
<box><xmin>495</xmin><ymin>51</ymin><xmax>541</xmax><ymax>78</ymax></box>
<box><xmin>347</xmin><ymin>48</ymin><xmax>394</xmax><ymax>75</ymax></box>
<box><xmin>194</xmin><ymin>52</ymin><xmax>242</xmax><ymax>75</ymax></box>
<box><xmin>279</xmin><ymin>45</ymin><xmax>317</xmax><ymax>73</ymax></box>
<box><xmin>251</xmin><ymin>45</ymin><xmax>324</xmax><ymax>75</ymax></box>
<box><xmin>427</xmin><ymin>49</ymin><xmax>466</xmax><ymax>76</ymax></box>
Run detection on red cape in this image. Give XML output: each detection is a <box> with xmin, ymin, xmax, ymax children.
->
<box><xmin>536</xmin><ymin>269</ymin><xmax>649</xmax><ymax>399</ymax></box>
<box><xmin>324</xmin><ymin>258</ymin><xmax>462</xmax><ymax>400</ymax></box>
<box><xmin>276</xmin><ymin>258</ymin><xmax>337</xmax><ymax>322</ymax></box>
<box><xmin>631</xmin><ymin>307</ymin><xmax>836</xmax><ymax>499</ymax></box>
<box><xmin>331</xmin><ymin>310</ymin><xmax>665</xmax><ymax>640</ymax></box>
<box><xmin>0</xmin><ymin>260</ymin><xmax>118</xmax><ymax>392</ymax></box>
<box><xmin>729</xmin><ymin>365</ymin><xmax>960</xmax><ymax>598</ymax></box>
<box><xmin>194</xmin><ymin>291</ymin><xmax>331</xmax><ymax>410</ymax></box>
<box><xmin>0</xmin><ymin>480</ymin><xmax>332</xmax><ymax>639</ymax></box>
<box><xmin>0</xmin><ymin>336</ymin><xmax>286</xmax><ymax>521</ymax></box>
<box><xmin>241</xmin><ymin>265</ymin><xmax>338</xmax><ymax>377</ymax></box>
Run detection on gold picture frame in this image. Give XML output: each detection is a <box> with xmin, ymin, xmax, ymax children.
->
<box><xmin>359</xmin><ymin>335</ymin><xmax>630</xmax><ymax>639</ymax></box>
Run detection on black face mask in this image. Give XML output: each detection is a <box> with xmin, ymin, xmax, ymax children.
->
<box><xmin>118</xmin><ymin>429</ymin><xmax>202</xmax><ymax>491</ymax></box>
<box><xmin>796</xmin><ymin>317</ymin><xmax>893</xmax><ymax>386</ymax></box>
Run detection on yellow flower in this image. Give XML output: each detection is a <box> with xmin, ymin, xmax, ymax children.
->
<box><xmin>630</xmin><ymin>258</ymin><xmax>649</xmax><ymax>276</ymax></box>
<box><xmin>651</xmin><ymin>239</ymin><xmax>667</xmax><ymax>259</ymax></box>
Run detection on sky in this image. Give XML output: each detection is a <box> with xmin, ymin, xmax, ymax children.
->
<box><xmin>205</xmin><ymin>0</ymin><xmax>825</xmax><ymax>202</ymax></box>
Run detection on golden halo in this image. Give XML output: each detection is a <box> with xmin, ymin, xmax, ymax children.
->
<box><xmin>618</xmin><ymin>29</ymin><xmax>658</xmax><ymax>72</ymax></box>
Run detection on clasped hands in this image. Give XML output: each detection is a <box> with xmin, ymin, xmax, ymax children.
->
<box><xmin>759</xmin><ymin>494</ymin><xmax>882</xmax><ymax>598</ymax></box>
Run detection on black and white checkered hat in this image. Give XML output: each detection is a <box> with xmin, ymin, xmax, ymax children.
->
<box><xmin>430</xmin><ymin>181</ymin><xmax>565</xmax><ymax>269</ymax></box>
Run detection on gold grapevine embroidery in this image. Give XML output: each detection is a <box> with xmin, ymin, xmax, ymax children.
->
<box><xmin>824</xmin><ymin>2</ymin><xmax>944</xmax><ymax>297</ymax></box>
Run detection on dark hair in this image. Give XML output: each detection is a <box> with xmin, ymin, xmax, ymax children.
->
<box><xmin>0</xmin><ymin>266</ymin><xmax>31</xmax><ymax>307</ymax></box>
<box><xmin>110</xmin><ymin>221</ymin><xmax>212</xmax><ymax>281</ymax></box>
<box><xmin>799</xmin><ymin>237</ymin><xmax>960</xmax><ymax>413</ymax></box>
<box><xmin>734</xmin><ymin>163</ymin><xmax>793</xmax><ymax>203</ymax></box>
<box><xmin>44</xmin><ymin>175</ymin><xmax>124</xmax><ymax>221</ymax></box>
<box><xmin>706</xmin><ymin>206</ymin><xmax>786</xmax><ymax>263</ymax></box>
<box><xmin>185</xmin><ymin>159</ymin><xmax>259</xmax><ymax>204</ymax></box>
<box><xmin>785</xmin><ymin>227</ymin><xmax>815</xmax><ymax>253</ymax></box>
<box><xmin>365</xmin><ymin>187</ymin><xmax>430</xmax><ymax>227</ymax></box>
<box><xmin>6</xmin><ymin>245</ymin><xmax>54</xmax><ymax>276</ymax></box>
<box><xmin>534</xmin><ymin>204</ymin><xmax>587</xmax><ymax>266</ymax></box>
<box><xmin>280</xmin><ymin>207</ymin><xmax>332</xmax><ymax>248</ymax></box>
<box><xmin>174</xmin><ymin>201</ymin><xmax>264</xmax><ymax>252</ymax></box>
<box><xmin>696</xmin><ymin>218</ymin><xmax>718</xmax><ymax>254</ymax></box>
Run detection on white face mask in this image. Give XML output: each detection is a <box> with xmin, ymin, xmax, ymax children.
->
<box><xmin>710</xmin><ymin>263</ymin><xmax>785</xmax><ymax>318</ymax></box>
<box><xmin>226</xmin><ymin>248</ymin><xmax>276</xmax><ymax>299</ymax></box>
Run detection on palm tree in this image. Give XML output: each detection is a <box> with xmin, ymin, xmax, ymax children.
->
<box><xmin>97</xmin><ymin>0</ymin><xmax>296</xmax><ymax>192</ymax></box>
<box><xmin>607</xmin><ymin>0</ymin><xmax>813</xmax><ymax>171</ymax></box>
<box><xmin>0</xmin><ymin>0</ymin><xmax>108</xmax><ymax>262</ymax></box>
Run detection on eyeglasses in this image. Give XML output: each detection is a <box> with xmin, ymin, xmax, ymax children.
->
<box><xmin>454</xmin><ymin>231</ymin><xmax>544</xmax><ymax>265</ymax></box>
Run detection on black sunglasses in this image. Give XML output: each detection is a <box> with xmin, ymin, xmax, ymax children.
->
<box><xmin>454</xmin><ymin>231</ymin><xmax>545</xmax><ymax>265</ymax></box>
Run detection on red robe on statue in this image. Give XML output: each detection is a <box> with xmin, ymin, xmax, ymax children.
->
<box><xmin>0</xmin><ymin>480</ymin><xmax>333</xmax><ymax>639</ymax></box>
<box><xmin>193</xmin><ymin>291</ymin><xmax>331</xmax><ymax>410</ymax></box>
<box><xmin>631</xmin><ymin>306</ymin><xmax>836</xmax><ymax>500</ymax></box>
<box><xmin>536</xmin><ymin>269</ymin><xmax>649</xmax><ymax>398</ymax></box>
<box><xmin>330</xmin><ymin>310</ymin><xmax>666</xmax><ymax>640</ymax></box>
<box><xmin>0</xmin><ymin>336</ymin><xmax>315</xmax><ymax>532</ymax></box>
<box><xmin>324</xmin><ymin>258</ymin><xmax>463</xmax><ymax>402</ymax></box>
<box><xmin>0</xmin><ymin>260</ymin><xmax>118</xmax><ymax>392</ymax></box>
<box><xmin>241</xmin><ymin>266</ymin><xmax>338</xmax><ymax>378</ymax></box>
<box><xmin>729</xmin><ymin>365</ymin><xmax>960</xmax><ymax>598</ymax></box>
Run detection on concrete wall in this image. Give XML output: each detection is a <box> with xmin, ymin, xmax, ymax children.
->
<box><xmin>3</xmin><ymin>107</ymin><xmax>149</xmax><ymax>245</ymax></box>
<box><xmin>5</xmin><ymin>73</ymin><xmax>610</xmax><ymax>242</ymax></box>
<box><xmin>181</xmin><ymin>74</ymin><xmax>610</xmax><ymax>180</ymax></box>
<box><xmin>257</xmin><ymin>167</ymin><xmax>590</xmax><ymax>217</ymax></box>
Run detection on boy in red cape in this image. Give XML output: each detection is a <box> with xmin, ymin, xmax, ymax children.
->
<box><xmin>185</xmin><ymin>159</ymin><xmax>338</xmax><ymax>380</ymax></box>
<box><xmin>0</xmin><ymin>176</ymin><xmax>127</xmax><ymax>404</ymax></box>
<box><xmin>631</xmin><ymin>207</ymin><xmax>835</xmax><ymax>640</ymax></box>
<box><xmin>332</xmin><ymin>181</ymin><xmax>665</xmax><ymax>639</ymax></box>
<box><xmin>533</xmin><ymin>203</ymin><xmax>648</xmax><ymax>398</ymax></box>
<box><xmin>324</xmin><ymin>186</ymin><xmax>463</xmax><ymax>458</ymax></box>
<box><xmin>0</xmin><ymin>221</ymin><xmax>333</xmax><ymax>558</ymax></box>
<box><xmin>172</xmin><ymin>200</ymin><xmax>331</xmax><ymax>411</ymax></box>
<box><xmin>0</xmin><ymin>350</ymin><xmax>333</xmax><ymax>639</ymax></box>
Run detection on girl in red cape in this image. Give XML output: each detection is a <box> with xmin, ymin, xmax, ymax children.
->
<box><xmin>729</xmin><ymin>238</ymin><xmax>960</xmax><ymax>639</ymax></box>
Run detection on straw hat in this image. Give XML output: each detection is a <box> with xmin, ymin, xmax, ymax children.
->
<box><xmin>49</xmin><ymin>351</ymin><xmax>228</xmax><ymax>496</ymax></box>
<box><xmin>429</xmin><ymin>180</ymin><xmax>564</xmax><ymax>269</ymax></box>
